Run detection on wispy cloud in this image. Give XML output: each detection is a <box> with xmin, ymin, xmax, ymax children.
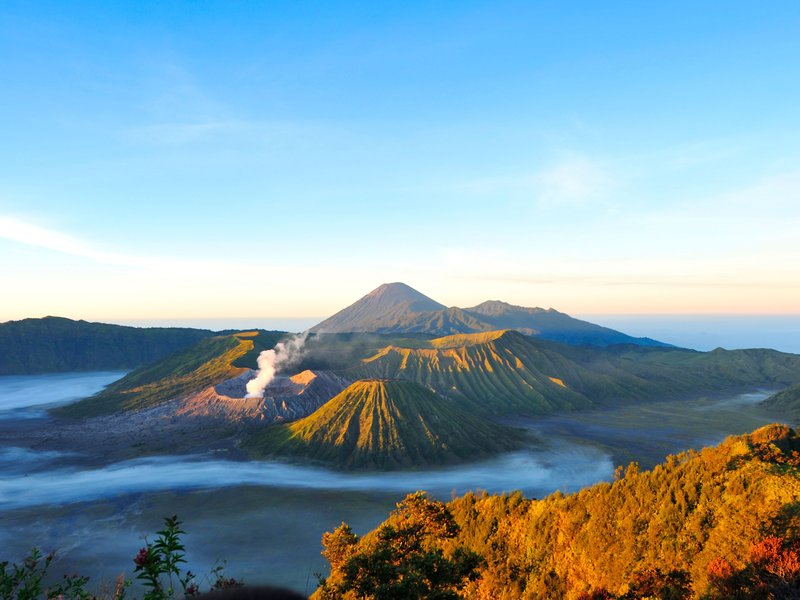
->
<box><xmin>436</xmin><ymin>154</ymin><xmax>617</xmax><ymax>209</ymax></box>
<box><xmin>0</xmin><ymin>215</ymin><xmax>233</xmax><ymax>272</ymax></box>
<box><xmin>533</xmin><ymin>155</ymin><xmax>615</xmax><ymax>206</ymax></box>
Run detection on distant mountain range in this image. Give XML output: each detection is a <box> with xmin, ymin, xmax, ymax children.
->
<box><xmin>57</xmin><ymin>323</ymin><xmax>800</xmax><ymax>470</ymax></box>
<box><xmin>0</xmin><ymin>284</ymin><xmax>666</xmax><ymax>377</ymax></box>
<box><xmin>310</xmin><ymin>282</ymin><xmax>668</xmax><ymax>347</ymax></box>
<box><xmin>7</xmin><ymin>285</ymin><xmax>800</xmax><ymax>471</ymax></box>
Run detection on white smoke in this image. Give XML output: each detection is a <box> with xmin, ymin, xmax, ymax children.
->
<box><xmin>245</xmin><ymin>333</ymin><xmax>308</xmax><ymax>398</ymax></box>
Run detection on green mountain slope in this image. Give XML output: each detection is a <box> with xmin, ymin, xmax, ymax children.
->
<box><xmin>0</xmin><ymin>316</ymin><xmax>214</xmax><ymax>375</ymax></box>
<box><xmin>347</xmin><ymin>330</ymin><xmax>599</xmax><ymax>415</ymax></box>
<box><xmin>309</xmin><ymin>282</ymin><xmax>669</xmax><ymax>347</ymax></box>
<box><xmin>244</xmin><ymin>379</ymin><xmax>524</xmax><ymax>469</ymax></box>
<box><xmin>56</xmin><ymin>330</ymin><xmax>286</xmax><ymax>417</ymax></box>
<box><xmin>317</xmin><ymin>424</ymin><xmax>800</xmax><ymax>598</ymax></box>
<box><xmin>569</xmin><ymin>343</ymin><xmax>800</xmax><ymax>397</ymax></box>
<box><xmin>762</xmin><ymin>383</ymin><xmax>800</xmax><ymax>420</ymax></box>
<box><xmin>345</xmin><ymin>330</ymin><xmax>800</xmax><ymax>416</ymax></box>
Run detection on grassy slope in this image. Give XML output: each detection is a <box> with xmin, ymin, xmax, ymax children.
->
<box><xmin>763</xmin><ymin>383</ymin><xmax>800</xmax><ymax>420</ymax></box>
<box><xmin>56</xmin><ymin>330</ymin><xmax>286</xmax><ymax>417</ymax></box>
<box><xmin>0</xmin><ymin>316</ymin><xmax>214</xmax><ymax>375</ymax></box>
<box><xmin>244</xmin><ymin>379</ymin><xmax>524</xmax><ymax>469</ymax></box>
<box><xmin>566</xmin><ymin>343</ymin><xmax>800</xmax><ymax>398</ymax></box>
<box><xmin>320</xmin><ymin>424</ymin><xmax>800</xmax><ymax>598</ymax></box>
<box><xmin>346</xmin><ymin>330</ymin><xmax>635</xmax><ymax>415</ymax></box>
<box><xmin>345</xmin><ymin>331</ymin><xmax>800</xmax><ymax>416</ymax></box>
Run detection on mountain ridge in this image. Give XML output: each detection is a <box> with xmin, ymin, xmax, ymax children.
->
<box><xmin>345</xmin><ymin>329</ymin><xmax>800</xmax><ymax>416</ymax></box>
<box><xmin>0</xmin><ymin>316</ymin><xmax>216</xmax><ymax>375</ymax></box>
<box><xmin>55</xmin><ymin>330</ymin><xmax>287</xmax><ymax>417</ymax></box>
<box><xmin>310</xmin><ymin>282</ymin><xmax>669</xmax><ymax>347</ymax></box>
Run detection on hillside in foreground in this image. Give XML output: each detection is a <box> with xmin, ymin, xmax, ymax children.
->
<box><xmin>244</xmin><ymin>379</ymin><xmax>525</xmax><ymax>469</ymax></box>
<box><xmin>316</xmin><ymin>423</ymin><xmax>800</xmax><ymax>599</ymax></box>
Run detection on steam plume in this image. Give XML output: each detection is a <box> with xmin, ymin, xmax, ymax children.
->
<box><xmin>245</xmin><ymin>333</ymin><xmax>308</xmax><ymax>398</ymax></box>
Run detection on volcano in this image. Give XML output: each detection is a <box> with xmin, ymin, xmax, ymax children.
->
<box><xmin>310</xmin><ymin>282</ymin><xmax>669</xmax><ymax>347</ymax></box>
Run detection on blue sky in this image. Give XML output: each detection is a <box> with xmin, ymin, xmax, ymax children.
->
<box><xmin>1</xmin><ymin>1</ymin><xmax>799</xmax><ymax>321</ymax></box>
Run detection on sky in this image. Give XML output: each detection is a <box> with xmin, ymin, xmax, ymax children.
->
<box><xmin>1</xmin><ymin>1</ymin><xmax>799</xmax><ymax>324</ymax></box>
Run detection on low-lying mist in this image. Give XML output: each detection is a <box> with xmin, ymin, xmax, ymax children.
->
<box><xmin>0</xmin><ymin>443</ymin><xmax>614</xmax><ymax>510</ymax></box>
<box><xmin>0</xmin><ymin>372</ymin><xmax>794</xmax><ymax>595</ymax></box>
<box><xmin>0</xmin><ymin>371</ymin><xmax>125</xmax><ymax>416</ymax></box>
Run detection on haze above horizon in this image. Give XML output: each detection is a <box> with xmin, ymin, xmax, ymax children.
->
<box><xmin>1</xmin><ymin>1</ymin><xmax>799</xmax><ymax>320</ymax></box>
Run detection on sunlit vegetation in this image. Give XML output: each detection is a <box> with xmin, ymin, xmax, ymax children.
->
<box><xmin>315</xmin><ymin>492</ymin><xmax>483</xmax><ymax>599</ymax></box>
<box><xmin>244</xmin><ymin>379</ymin><xmax>524</xmax><ymax>469</ymax></box>
<box><xmin>318</xmin><ymin>424</ymin><xmax>800</xmax><ymax>598</ymax></box>
<box><xmin>56</xmin><ymin>331</ymin><xmax>285</xmax><ymax>417</ymax></box>
<box><xmin>7</xmin><ymin>426</ymin><xmax>800</xmax><ymax>598</ymax></box>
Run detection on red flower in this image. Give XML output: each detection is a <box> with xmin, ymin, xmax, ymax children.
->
<box><xmin>134</xmin><ymin>548</ymin><xmax>150</xmax><ymax>568</ymax></box>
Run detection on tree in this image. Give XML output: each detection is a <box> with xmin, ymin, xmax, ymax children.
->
<box><xmin>317</xmin><ymin>492</ymin><xmax>483</xmax><ymax>599</ymax></box>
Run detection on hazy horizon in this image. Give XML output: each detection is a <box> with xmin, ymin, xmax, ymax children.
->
<box><xmin>5</xmin><ymin>311</ymin><xmax>794</xmax><ymax>355</ymax></box>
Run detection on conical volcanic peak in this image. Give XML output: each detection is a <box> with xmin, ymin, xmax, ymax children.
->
<box><xmin>309</xmin><ymin>282</ymin><xmax>446</xmax><ymax>333</ymax></box>
<box><xmin>365</xmin><ymin>282</ymin><xmax>445</xmax><ymax>309</ymax></box>
<box><xmin>243</xmin><ymin>378</ymin><xmax>523</xmax><ymax>469</ymax></box>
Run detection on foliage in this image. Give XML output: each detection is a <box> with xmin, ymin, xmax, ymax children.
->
<box><xmin>705</xmin><ymin>536</ymin><xmax>800</xmax><ymax>598</ymax></box>
<box><xmin>134</xmin><ymin>515</ymin><xmax>242</xmax><ymax>600</ymax></box>
<box><xmin>0</xmin><ymin>549</ymin><xmax>92</xmax><ymax>600</ymax></box>
<box><xmin>617</xmin><ymin>568</ymin><xmax>692</xmax><ymax>599</ymax></box>
<box><xmin>317</xmin><ymin>425</ymin><xmax>800</xmax><ymax>599</ymax></box>
<box><xmin>316</xmin><ymin>492</ymin><xmax>483</xmax><ymax>599</ymax></box>
<box><xmin>0</xmin><ymin>516</ymin><xmax>241</xmax><ymax>600</ymax></box>
<box><xmin>133</xmin><ymin>516</ymin><xmax>193</xmax><ymax>600</ymax></box>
